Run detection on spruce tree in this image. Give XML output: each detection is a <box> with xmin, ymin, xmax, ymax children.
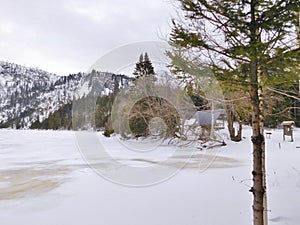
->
<box><xmin>133</xmin><ymin>52</ymin><xmax>155</xmax><ymax>78</ymax></box>
<box><xmin>143</xmin><ymin>52</ymin><xmax>155</xmax><ymax>76</ymax></box>
<box><xmin>169</xmin><ymin>1</ymin><xmax>300</xmax><ymax>225</ymax></box>
<box><xmin>133</xmin><ymin>54</ymin><xmax>144</xmax><ymax>78</ymax></box>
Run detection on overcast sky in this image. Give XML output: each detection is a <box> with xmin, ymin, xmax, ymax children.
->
<box><xmin>0</xmin><ymin>0</ymin><xmax>177</xmax><ymax>76</ymax></box>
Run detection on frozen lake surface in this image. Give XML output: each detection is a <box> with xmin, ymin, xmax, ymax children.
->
<box><xmin>0</xmin><ymin>128</ymin><xmax>299</xmax><ymax>225</ymax></box>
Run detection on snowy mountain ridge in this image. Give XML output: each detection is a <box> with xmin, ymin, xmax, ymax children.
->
<box><xmin>0</xmin><ymin>61</ymin><xmax>132</xmax><ymax>129</ymax></box>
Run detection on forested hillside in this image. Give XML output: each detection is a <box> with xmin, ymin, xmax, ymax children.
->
<box><xmin>0</xmin><ymin>61</ymin><xmax>132</xmax><ymax>129</ymax></box>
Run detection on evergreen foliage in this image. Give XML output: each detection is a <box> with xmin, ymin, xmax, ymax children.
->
<box><xmin>31</xmin><ymin>93</ymin><xmax>116</xmax><ymax>131</ymax></box>
<box><xmin>169</xmin><ymin>1</ymin><xmax>300</xmax><ymax>224</ymax></box>
<box><xmin>133</xmin><ymin>52</ymin><xmax>155</xmax><ymax>78</ymax></box>
<box><xmin>31</xmin><ymin>103</ymin><xmax>73</xmax><ymax>130</ymax></box>
<box><xmin>169</xmin><ymin>1</ymin><xmax>300</xmax><ymax>126</ymax></box>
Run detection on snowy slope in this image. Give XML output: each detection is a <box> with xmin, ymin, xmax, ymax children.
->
<box><xmin>0</xmin><ymin>61</ymin><xmax>80</xmax><ymax>128</ymax></box>
<box><xmin>0</xmin><ymin>127</ymin><xmax>299</xmax><ymax>225</ymax></box>
<box><xmin>0</xmin><ymin>61</ymin><xmax>132</xmax><ymax>128</ymax></box>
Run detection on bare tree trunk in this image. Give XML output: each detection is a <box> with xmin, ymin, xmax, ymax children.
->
<box><xmin>226</xmin><ymin>108</ymin><xmax>242</xmax><ymax>142</ymax></box>
<box><xmin>250</xmin><ymin>63</ymin><xmax>266</xmax><ymax>225</ymax></box>
<box><xmin>250</xmin><ymin>1</ymin><xmax>267</xmax><ymax>225</ymax></box>
<box><xmin>258</xmin><ymin>67</ymin><xmax>268</xmax><ymax>225</ymax></box>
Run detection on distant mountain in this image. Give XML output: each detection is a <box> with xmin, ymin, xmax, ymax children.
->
<box><xmin>0</xmin><ymin>61</ymin><xmax>133</xmax><ymax>129</ymax></box>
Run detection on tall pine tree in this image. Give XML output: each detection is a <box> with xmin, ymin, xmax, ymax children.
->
<box><xmin>133</xmin><ymin>52</ymin><xmax>155</xmax><ymax>78</ymax></box>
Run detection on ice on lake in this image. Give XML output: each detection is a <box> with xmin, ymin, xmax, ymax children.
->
<box><xmin>0</xmin><ymin>128</ymin><xmax>299</xmax><ymax>225</ymax></box>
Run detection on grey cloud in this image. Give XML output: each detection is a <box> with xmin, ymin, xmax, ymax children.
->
<box><xmin>0</xmin><ymin>0</ymin><xmax>176</xmax><ymax>75</ymax></box>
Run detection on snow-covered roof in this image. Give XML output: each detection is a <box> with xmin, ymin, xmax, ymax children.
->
<box><xmin>192</xmin><ymin>109</ymin><xmax>225</xmax><ymax>126</ymax></box>
<box><xmin>281</xmin><ymin>121</ymin><xmax>295</xmax><ymax>126</ymax></box>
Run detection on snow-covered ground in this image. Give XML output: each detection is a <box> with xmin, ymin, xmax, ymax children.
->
<box><xmin>0</xmin><ymin>127</ymin><xmax>299</xmax><ymax>225</ymax></box>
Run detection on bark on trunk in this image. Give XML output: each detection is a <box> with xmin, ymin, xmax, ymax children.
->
<box><xmin>258</xmin><ymin>67</ymin><xmax>268</xmax><ymax>225</ymax></box>
<box><xmin>227</xmin><ymin>109</ymin><xmax>242</xmax><ymax>142</ymax></box>
<box><xmin>250</xmin><ymin>1</ymin><xmax>267</xmax><ymax>225</ymax></box>
<box><xmin>250</xmin><ymin>64</ymin><xmax>266</xmax><ymax>225</ymax></box>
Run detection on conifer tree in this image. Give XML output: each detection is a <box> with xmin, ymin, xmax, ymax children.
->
<box><xmin>133</xmin><ymin>52</ymin><xmax>155</xmax><ymax>78</ymax></box>
<box><xmin>143</xmin><ymin>52</ymin><xmax>155</xmax><ymax>76</ymax></box>
<box><xmin>169</xmin><ymin>1</ymin><xmax>300</xmax><ymax>224</ymax></box>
